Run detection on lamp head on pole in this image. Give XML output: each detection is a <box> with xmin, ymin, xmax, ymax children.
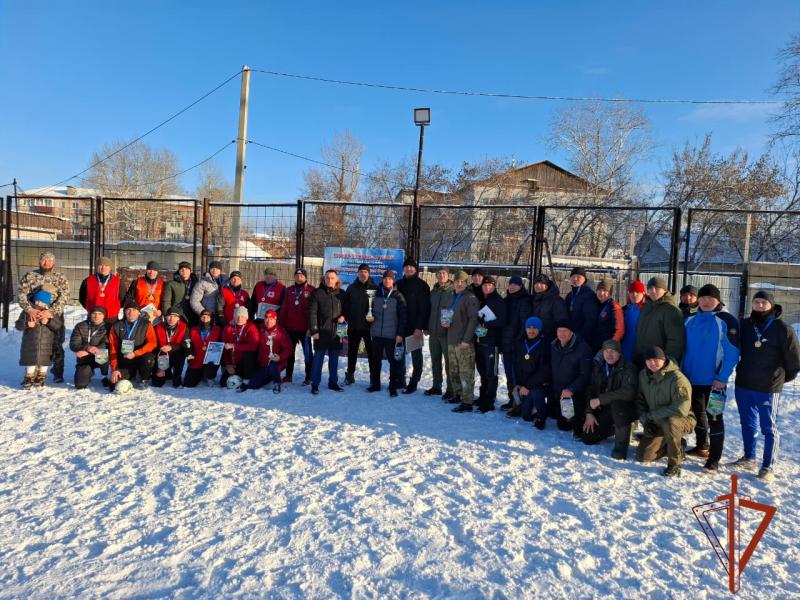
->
<box><xmin>414</xmin><ymin>108</ymin><xmax>431</xmax><ymax>126</ymax></box>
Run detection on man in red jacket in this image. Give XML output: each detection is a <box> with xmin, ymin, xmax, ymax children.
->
<box><xmin>221</xmin><ymin>306</ymin><xmax>259</xmax><ymax>388</ymax></box>
<box><xmin>241</xmin><ymin>310</ymin><xmax>292</xmax><ymax>392</ymax></box>
<box><xmin>152</xmin><ymin>307</ymin><xmax>190</xmax><ymax>387</ymax></box>
<box><xmin>279</xmin><ymin>267</ymin><xmax>315</xmax><ymax>385</ymax></box>
<box><xmin>251</xmin><ymin>267</ymin><xmax>286</xmax><ymax>323</ymax></box>
<box><xmin>183</xmin><ymin>309</ymin><xmax>223</xmax><ymax>387</ymax></box>
<box><xmin>220</xmin><ymin>270</ymin><xmax>251</xmax><ymax>323</ymax></box>
<box><xmin>79</xmin><ymin>256</ymin><xmax>126</xmax><ymax>323</ymax></box>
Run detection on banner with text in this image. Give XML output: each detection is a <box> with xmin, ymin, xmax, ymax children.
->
<box><xmin>323</xmin><ymin>247</ymin><xmax>405</xmax><ymax>288</ymax></box>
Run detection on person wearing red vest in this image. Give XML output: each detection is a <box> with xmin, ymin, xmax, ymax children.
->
<box><xmin>183</xmin><ymin>309</ymin><xmax>223</xmax><ymax>388</ymax></box>
<box><xmin>79</xmin><ymin>257</ymin><xmax>126</xmax><ymax>323</ymax></box>
<box><xmin>220</xmin><ymin>270</ymin><xmax>251</xmax><ymax>323</ymax></box>
<box><xmin>279</xmin><ymin>267</ymin><xmax>315</xmax><ymax>385</ymax></box>
<box><xmin>220</xmin><ymin>306</ymin><xmax>259</xmax><ymax>388</ymax></box>
<box><xmin>250</xmin><ymin>267</ymin><xmax>286</xmax><ymax>323</ymax></box>
<box><xmin>240</xmin><ymin>310</ymin><xmax>293</xmax><ymax>392</ymax></box>
<box><xmin>151</xmin><ymin>307</ymin><xmax>190</xmax><ymax>388</ymax></box>
<box><xmin>126</xmin><ymin>260</ymin><xmax>164</xmax><ymax>321</ymax></box>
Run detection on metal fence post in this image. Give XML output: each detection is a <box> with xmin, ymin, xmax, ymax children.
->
<box><xmin>532</xmin><ymin>206</ymin><xmax>546</xmax><ymax>283</ymax></box>
<box><xmin>668</xmin><ymin>207</ymin><xmax>682</xmax><ymax>294</ymax></box>
<box><xmin>200</xmin><ymin>198</ymin><xmax>210</xmax><ymax>271</ymax></box>
<box><xmin>3</xmin><ymin>195</ymin><xmax>12</xmax><ymax>330</ymax></box>
<box><xmin>682</xmin><ymin>207</ymin><xmax>693</xmax><ymax>284</ymax></box>
<box><xmin>527</xmin><ymin>207</ymin><xmax>537</xmax><ymax>291</ymax></box>
<box><xmin>192</xmin><ymin>199</ymin><xmax>199</xmax><ymax>273</ymax></box>
<box><xmin>295</xmin><ymin>200</ymin><xmax>303</xmax><ymax>269</ymax></box>
<box><xmin>93</xmin><ymin>196</ymin><xmax>102</xmax><ymax>273</ymax></box>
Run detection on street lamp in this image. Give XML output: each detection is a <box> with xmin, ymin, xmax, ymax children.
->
<box><xmin>408</xmin><ymin>108</ymin><xmax>430</xmax><ymax>260</ymax></box>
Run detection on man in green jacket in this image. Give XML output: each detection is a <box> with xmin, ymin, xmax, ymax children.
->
<box><xmin>424</xmin><ymin>267</ymin><xmax>454</xmax><ymax>399</ymax></box>
<box><xmin>161</xmin><ymin>261</ymin><xmax>199</xmax><ymax>326</ymax></box>
<box><xmin>634</xmin><ymin>276</ymin><xmax>686</xmax><ymax>368</ymax></box>
<box><xmin>444</xmin><ymin>270</ymin><xmax>480</xmax><ymax>413</ymax></box>
<box><xmin>636</xmin><ymin>345</ymin><xmax>696</xmax><ymax>477</ymax></box>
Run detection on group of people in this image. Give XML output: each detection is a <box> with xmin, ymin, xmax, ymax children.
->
<box><xmin>16</xmin><ymin>253</ymin><xmax>800</xmax><ymax>480</ymax></box>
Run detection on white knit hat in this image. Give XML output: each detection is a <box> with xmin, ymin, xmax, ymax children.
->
<box><xmin>234</xmin><ymin>306</ymin><xmax>249</xmax><ymax>320</ymax></box>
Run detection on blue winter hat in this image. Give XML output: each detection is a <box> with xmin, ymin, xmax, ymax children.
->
<box><xmin>31</xmin><ymin>289</ymin><xmax>53</xmax><ymax>306</ymax></box>
<box><xmin>509</xmin><ymin>275</ymin><xmax>524</xmax><ymax>286</ymax></box>
<box><xmin>525</xmin><ymin>316</ymin><xmax>543</xmax><ymax>331</ymax></box>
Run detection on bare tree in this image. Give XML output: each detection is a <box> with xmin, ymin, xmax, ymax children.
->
<box><xmin>548</xmin><ymin>101</ymin><xmax>654</xmax><ymax>202</ymax></box>
<box><xmin>195</xmin><ymin>162</ymin><xmax>237</xmax><ymax>254</ymax></box>
<box><xmin>84</xmin><ymin>141</ymin><xmax>184</xmax><ymax>240</ymax></box>
<box><xmin>771</xmin><ymin>33</ymin><xmax>800</xmax><ymax>145</ymax></box>
<box><xmin>663</xmin><ymin>134</ymin><xmax>787</xmax><ymax>268</ymax></box>
<box><xmin>546</xmin><ymin>101</ymin><xmax>655</xmax><ymax>258</ymax></box>
<box><xmin>301</xmin><ymin>131</ymin><xmax>364</xmax><ymax>254</ymax></box>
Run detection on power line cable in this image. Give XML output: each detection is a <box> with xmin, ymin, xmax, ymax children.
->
<box><xmin>19</xmin><ymin>141</ymin><xmax>236</xmax><ymax>196</ymax></box>
<box><xmin>251</xmin><ymin>68</ymin><xmax>780</xmax><ymax>105</ymax></box>
<box><xmin>79</xmin><ymin>140</ymin><xmax>237</xmax><ymax>191</ymax></box>
<box><xmin>245</xmin><ymin>138</ymin><xmax>414</xmax><ymax>191</ymax></box>
<box><xmin>34</xmin><ymin>69</ymin><xmax>242</xmax><ymax>195</ymax></box>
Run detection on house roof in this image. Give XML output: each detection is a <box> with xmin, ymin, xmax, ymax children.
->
<box><xmin>19</xmin><ymin>186</ymin><xmax>194</xmax><ymax>201</ymax></box>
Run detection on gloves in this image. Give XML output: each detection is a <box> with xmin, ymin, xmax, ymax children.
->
<box><xmin>643</xmin><ymin>421</ymin><xmax>661</xmax><ymax>437</ymax></box>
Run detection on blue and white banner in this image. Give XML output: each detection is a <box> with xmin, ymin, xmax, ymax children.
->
<box><xmin>323</xmin><ymin>247</ymin><xmax>405</xmax><ymax>288</ymax></box>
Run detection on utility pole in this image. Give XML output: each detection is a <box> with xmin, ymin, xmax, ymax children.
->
<box><xmin>230</xmin><ymin>66</ymin><xmax>251</xmax><ymax>271</ymax></box>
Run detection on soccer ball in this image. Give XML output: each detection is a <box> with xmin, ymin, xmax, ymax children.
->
<box><xmin>114</xmin><ymin>379</ymin><xmax>134</xmax><ymax>395</ymax></box>
<box><xmin>226</xmin><ymin>375</ymin><xmax>243</xmax><ymax>390</ymax></box>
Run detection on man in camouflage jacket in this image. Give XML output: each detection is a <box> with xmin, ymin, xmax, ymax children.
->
<box><xmin>17</xmin><ymin>251</ymin><xmax>70</xmax><ymax>382</ymax></box>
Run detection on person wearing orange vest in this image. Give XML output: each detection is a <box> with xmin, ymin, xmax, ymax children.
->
<box><xmin>125</xmin><ymin>260</ymin><xmax>164</xmax><ymax>321</ymax></box>
<box><xmin>151</xmin><ymin>307</ymin><xmax>191</xmax><ymax>388</ymax></box>
<box><xmin>108</xmin><ymin>301</ymin><xmax>157</xmax><ymax>390</ymax></box>
<box><xmin>220</xmin><ymin>270</ymin><xmax>251</xmax><ymax>323</ymax></box>
<box><xmin>183</xmin><ymin>309</ymin><xmax>223</xmax><ymax>387</ymax></box>
<box><xmin>79</xmin><ymin>256</ymin><xmax>126</xmax><ymax>323</ymax></box>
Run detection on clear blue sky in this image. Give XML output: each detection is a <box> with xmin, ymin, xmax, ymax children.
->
<box><xmin>1</xmin><ymin>0</ymin><xmax>797</xmax><ymax>202</ymax></box>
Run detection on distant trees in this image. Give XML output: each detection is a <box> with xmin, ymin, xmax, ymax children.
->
<box><xmin>662</xmin><ymin>134</ymin><xmax>794</xmax><ymax>267</ymax></box>
<box><xmin>771</xmin><ymin>33</ymin><xmax>800</xmax><ymax>145</ymax></box>
<box><xmin>84</xmin><ymin>141</ymin><xmax>184</xmax><ymax>240</ymax></box>
<box><xmin>545</xmin><ymin>101</ymin><xmax>656</xmax><ymax>259</ymax></box>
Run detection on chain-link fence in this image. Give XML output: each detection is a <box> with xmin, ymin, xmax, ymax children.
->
<box><xmin>204</xmin><ymin>201</ymin><xmax>298</xmax><ymax>286</ymax></box>
<box><xmin>536</xmin><ymin>205</ymin><xmax>679</xmax><ymax>303</ymax></box>
<box><xmin>300</xmin><ymin>201</ymin><xmax>411</xmax><ymax>284</ymax></box>
<box><xmin>6</xmin><ymin>194</ymin><xmax>95</xmax><ymax>317</ymax></box>
<box><xmin>683</xmin><ymin>208</ymin><xmax>800</xmax><ymax>323</ymax></box>
<box><xmin>418</xmin><ymin>204</ymin><xmax>536</xmax><ymax>283</ymax></box>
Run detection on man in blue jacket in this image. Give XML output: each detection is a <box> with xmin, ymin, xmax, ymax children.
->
<box><xmin>682</xmin><ymin>284</ymin><xmax>740</xmax><ymax>473</ymax></box>
<box><xmin>564</xmin><ymin>267</ymin><xmax>600</xmax><ymax>344</ymax></box>
<box><xmin>732</xmin><ymin>290</ymin><xmax>800</xmax><ymax>481</ymax></box>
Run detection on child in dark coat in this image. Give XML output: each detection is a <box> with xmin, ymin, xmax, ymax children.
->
<box><xmin>16</xmin><ymin>285</ymin><xmax>63</xmax><ymax>389</ymax></box>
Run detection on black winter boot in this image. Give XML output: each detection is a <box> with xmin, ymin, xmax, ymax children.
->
<box><xmin>402</xmin><ymin>380</ymin><xmax>418</xmax><ymax>395</ymax></box>
<box><xmin>611</xmin><ymin>443</ymin><xmax>629</xmax><ymax>461</ymax></box>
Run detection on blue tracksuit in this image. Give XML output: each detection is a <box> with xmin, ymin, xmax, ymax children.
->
<box><xmin>682</xmin><ymin>310</ymin><xmax>740</xmax><ymax>386</ymax></box>
<box><xmin>621</xmin><ymin>303</ymin><xmax>641</xmax><ymax>362</ymax></box>
<box><xmin>735</xmin><ymin>387</ymin><xmax>781</xmax><ymax>469</ymax></box>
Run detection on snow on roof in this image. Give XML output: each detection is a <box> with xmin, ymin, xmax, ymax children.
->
<box><xmin>21</xmin><ymin>186</ymin><xmax>195</xmax><ymax>202</ymax></box>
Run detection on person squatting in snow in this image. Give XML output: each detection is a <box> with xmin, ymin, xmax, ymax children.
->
<box><xmin>17</xmin><ymin>254</ymin><xmax>800</xmax><ymax>480</ymax></box>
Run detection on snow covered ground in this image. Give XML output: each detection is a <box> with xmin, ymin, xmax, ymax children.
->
<box><xmin>1</xmin><ymin>307</ymin><xmax>798</xmax><ymax>599</ymax></box>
